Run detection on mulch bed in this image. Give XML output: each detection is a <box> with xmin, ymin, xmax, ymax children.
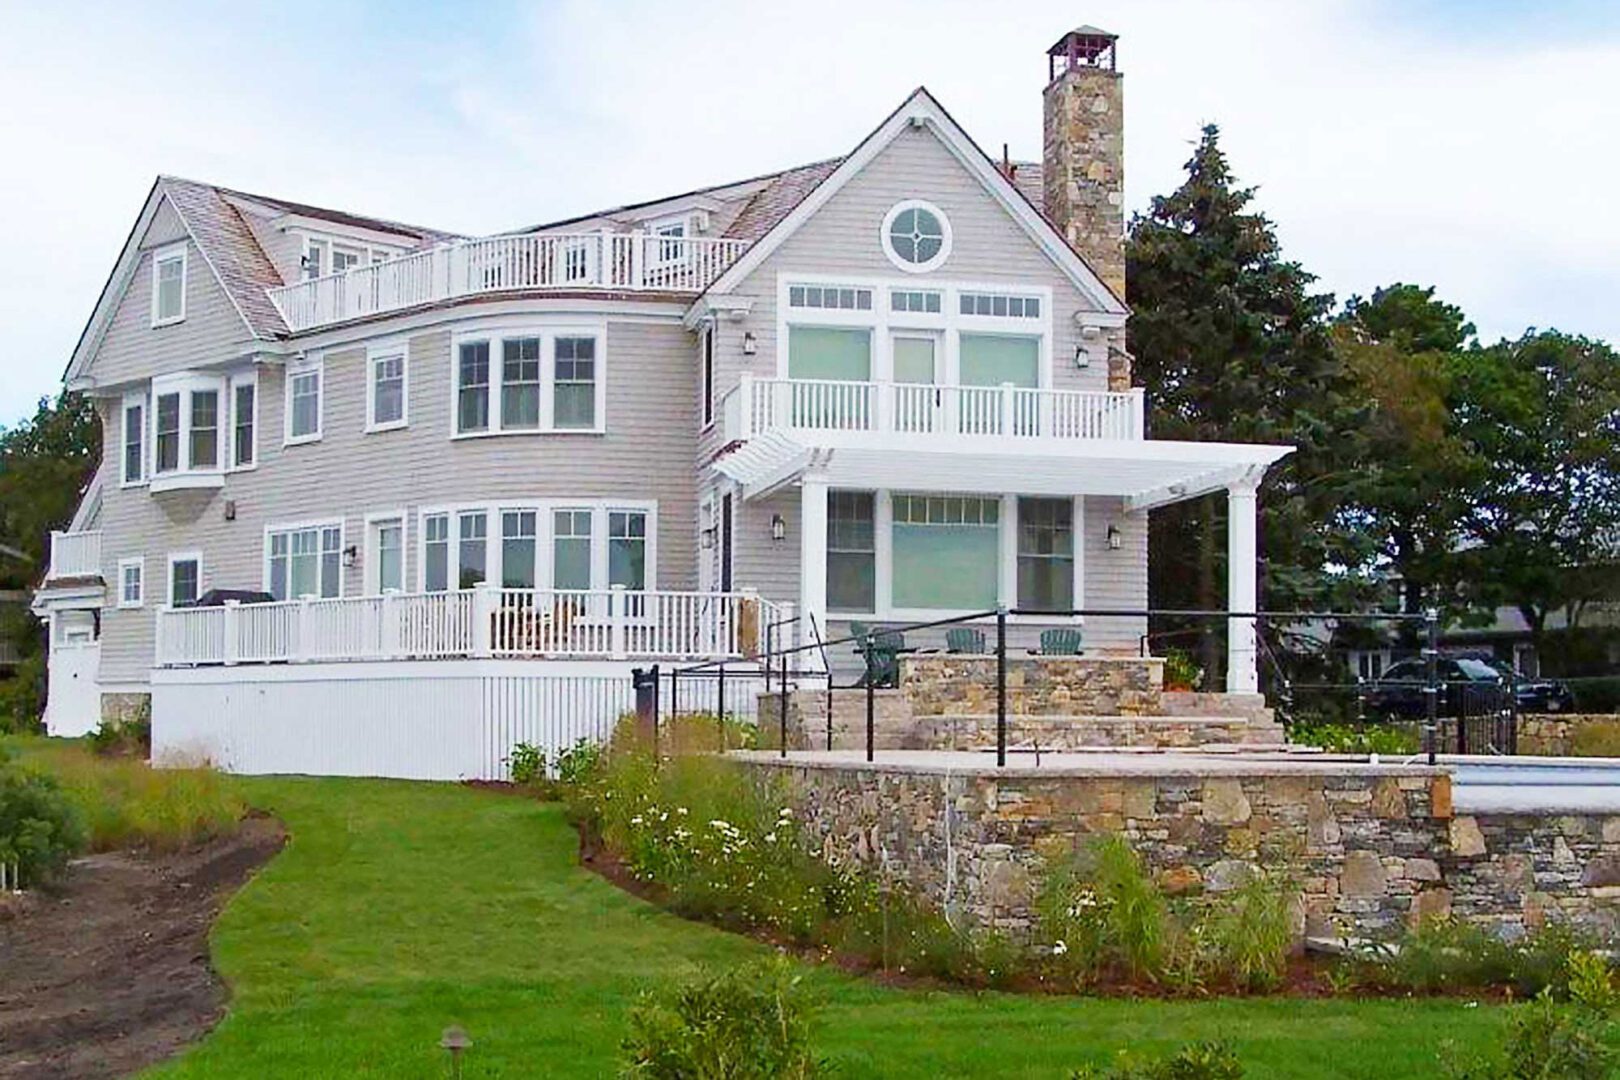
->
<box><xmin>0</xmin><ymin>814</ymin><xmax>286</xmax><ymax>1079</ymax></box>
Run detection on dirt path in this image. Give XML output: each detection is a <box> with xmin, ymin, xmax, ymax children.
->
<box><xmin>0</xmin><ymin>815</ymin><xmax>286</xmax><ymax>1079</ymax></box>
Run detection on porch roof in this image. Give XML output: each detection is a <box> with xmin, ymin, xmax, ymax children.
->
<box><xmin>712</xmin><ymin>434</ymin><xmax>1294</xmax><ymax>510</ymax></box>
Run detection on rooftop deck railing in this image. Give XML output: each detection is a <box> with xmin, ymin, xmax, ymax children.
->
<box><xmin>267</xmin><ymin>232</ymin><xmax>749</xmax><ymax>333</ymax></box>
<box><xmin>154</xmin><ymin>585</ymin><xmax>775</xmax><ymax>667</ymax></box>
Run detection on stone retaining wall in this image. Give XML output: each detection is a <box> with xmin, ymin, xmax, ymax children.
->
<box><xmin>901</xmin><ymin>655</ymin><xmax>1165</xmax><ymax>717</ymax></box>
<box><xmin>1445</xmin><ymin>812</ymin><xmax>1620</xmax><ymax>938</ymax></box>
<box><xmin>1398</xmin><ymin>714</ymin><xmax>1620</xmax><ymax>757</ymax></box>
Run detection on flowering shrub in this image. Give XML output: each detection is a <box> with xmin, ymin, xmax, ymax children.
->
<box><xmin>1038</xmin><ymin>836</ymin><xmax>1168</xmax><ymax>985</ymax></box>
<box><xmin>622</xmin><ymin>960</ymin><xmax>823</xmax><ymax>1079</ymax></box>
<box><xmin>1072</xmin><ymin>1041</ymin><xmax>1244</xmax><ymax>1080</ymax></box>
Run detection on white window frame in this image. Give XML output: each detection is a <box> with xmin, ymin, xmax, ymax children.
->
<box><xmin>302</xmin><ymin>233</ymin><xmax>404</xmax><ymax>280</ymax></box>
<box><xmin>415</xmin><ymin>498</ymin><xmax>657</xmax><ymax>594</ymax></box>
<box><xmin>366</xmin><ymin>342</ymin><xmax>409</xmax><ymax>433</ymax></box>
<box><xmin>149</xmin><ymin>372</ymin><xmax>228</xmax><ymax>490</ymax></box>
<box><xmin>880</xmin><ymin>199</ymin><xmax>952</xmax><ymax>275</ymax></box>
<box><xmin>117</xmin><ymin>557</ymin><xmax>145</xmax><ymax>609</ymax></box>
<box><xmin>167</xmin><ymin>551</ymin><xmax>203</xmax><ymax>608</ymax></box>
<box><xmin>284</xmin><ymin>357</ymin><xmax>324</xmax><ymax>445</ymax></box>
<box><xmin>449</xmin><ymin>321</ymin><xmax>607</xmax><ymax>438</ymax></box>
<box><xmin>700</xmin><ymin>324</ymin><xmax>716</xmax><ymax>431</ymax></box>
<box><xmin>648</xmin><ymin>215</ymin><xmax>690</xmax><ymax>269</ymax></box>
<box><xmin>150</xmin><ymin>242</ymin><xmax>188</xmax><ymax>326</ymax></box>
<box><xmin>364</xmin><ymin>510</ymin><xmax>408</xmax><ymax>595</ymax></box>
<box><xmin>229</xmin><ymin>371</ymin><xmax>258</xmax><ymax>470</ymax></box>
<box><xmin>777</xmin><ymin>273</ymin><xmax>1054</xmax><ymax>389</ymax></box>
<box><xmin>121</xmin><ymin>390</ymin><xmax>148</xmax><ymax>487</ymax></box>
<box><xmin>263</xmin><ymin>519</ymin><xmax>346</xmax><ymax>601</ymax></box>
<box><xmin>825</xmin><ymin>490</ymin><xmax>1084</xmax><ymax>623</ymax></box>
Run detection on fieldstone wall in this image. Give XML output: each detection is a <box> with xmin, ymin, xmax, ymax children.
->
<box><xmin>901</xmin><ymin>655</ymin><xmax>1165</xmax><ymax>718</ymax></box>
<box><xmin>1398</xmin><ymin>714</ymin><xmax>1620</xmax><ymax>757</ymax></box>
<box><xmin>1445</xmin><ymin>812</ymin><xmax>1620</xmax><ymax>938</ymax></box>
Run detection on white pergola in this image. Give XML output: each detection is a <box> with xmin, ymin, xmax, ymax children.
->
<box><xmin>713</xmin><ymin>434</ymin><xmax>1294</xmax><ymax>693</ymax></box>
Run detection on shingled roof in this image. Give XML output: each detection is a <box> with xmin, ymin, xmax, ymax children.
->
<box><xmin>157</xmin><ymin>177</ymin><xmax>290</xmax><ymax>340</ymax></box>
<box><xmin>722</xmin><ymin>158</ymin><xmax>844</xmax><ymax>243</ymax></box>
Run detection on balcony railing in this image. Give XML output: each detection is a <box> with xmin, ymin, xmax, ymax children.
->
<box><xmin>155</xmin><ymin>585</ymin><xmax>776</xmax><ymax>667</ymax></box>
<box><xmin>722</xmin><ymin>376</ymin><xmax>1145</xmax><ymax>444</ymax></box>
<box><xmin>47</xmin><ymin>530</ymin><xmax>102</xmax><ymax>580</ymax></box>
<box><xmin>267</xmin><ymin>232</ymin><xmax>751</xmax><ymax>333</ymax></box>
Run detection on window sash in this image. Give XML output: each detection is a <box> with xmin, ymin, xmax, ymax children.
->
<box><xmin>170</xmin><ymin>558</ymin><xmax>200</xmax><ymax>606</ymax></box>
<box><xmin>423</xmin><ymin>514</ymin><xmax>450</xmax><ymax>592</ymax></box>
<box><xmin>827</xmin><ymin>491</ymin><xmax>875</xmax><ymax>612</ymax></box>
<box><xmin>552</xmin><ymin>509</ymin><xmax>592</xmax><ymax>590</ymax></box>
<box><xmin>959</xmin><ymin>333</ymin><xmax>1040</xmax><ymax>388</ymax></box>
<box><xmin>154</xmin><ymin>393</ymin><xmax>181</xmax><ymax>473</ymax></box>
<box><xmin>121</xmin><ymin>563</ymin><xmax>143</xmax><ymax>606</ymax></box>
<box><xmin>457</xmin><ymin>512</ymin><xmax>487</xmax><ymax>589</ymax></box>
<box><xmin>1017</xmin><ymin>497</ymin><xmax>1074</xmax><ymax>612</ymax></box>
<box><xmin>500</xmin><ymin>510</ymin><xmax>537</xmax><ymax>588</ymax></box>
<box><xmin>376</xmin><ymin>521</ymin><xmax>404</xmax><ymax>592</ymax></box>
<box><xmin>123</xmin><ymin>402</ymin><xmax>145</xmax><ymax>483</ymax></box>
<box><xmin>608</xmin><ymin>510</ymin><xmax>647</xmax><ymax>591</ymax></box>
<box><xmin>553</xmin><ymin>336</ymin><xmax>596</xmax><ymax>429</ymax></box>
<box><xmin>787</xmin><ymin>326</ymin><xmax>871</xmax><ymax>381</ymax></box>
<box><xmin>500</xmin><ymin>339</ymin><xmax>541</xmax><ymax>430</ymax></box>
<box><xmin>372</xmin><ymin>354</ymin><xmax>405</xmax><ymax>427</ymax></box>
<box><xmin>154</xmin><ymin>255</ymin><xmax>184</xmax><ymax>321</ymax></box>
<box><xmin>233</xmin><ymin>382</ymin><xmax>255</xmax><ymax>466</ymax></box>
<box><xmin>268</xmin><ymin>526</ymin><xmax>341</xmax><ymax>600</ymax></box>
<box><xmin>189</xmin><ymin>390</ymin><xmax>219</xmax><ymax>469</ymax></box>
<box><xmin>290</xmin><ymin>370</ymin><xmax>321</xmax><ymax>438</ymax></box>
<box><xmin>457</xmin><ymin>341</ymin><xmax>491</xmax><ymax>433</ymax></box>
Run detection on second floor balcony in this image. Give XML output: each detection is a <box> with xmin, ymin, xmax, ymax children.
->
<box><xmin>721</xmin><ymin>375</ymin><xmax>1145</xmax><ymax>447</ymax></box>
<box><xmin>268</xmin><ymin>232</ymin><xmax>751</xmax><ymax>333</ymax></box>
<box><xmin>46</xmin><ymin>530</ymin><xmax>102</xmax><ymax>582</ymax></box>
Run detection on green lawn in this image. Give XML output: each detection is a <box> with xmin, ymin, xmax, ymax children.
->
<box><xmin>144</xmin><ymin>777</ymin><xmax>1500</xmax><ymax>1078</ymax></box>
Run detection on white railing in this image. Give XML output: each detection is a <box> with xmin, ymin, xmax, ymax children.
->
<box><xmin>155</xmin><ymin>586</ymin><xmax>776</xmax><ymax>668</ymax></box>
<box><xmin>267</xmin><ymin>232</ymin><xmax>751</xmax><ymax>332</ymax></box>
<box><xmin>724</xmin><ymin>376</ymin><xmax>1144</xmax><ymax>443</ymax></box>
<box><xmin>47</xmin><ymin>530</ymin><xmax>102</xmax><ymax>580</ymax></box>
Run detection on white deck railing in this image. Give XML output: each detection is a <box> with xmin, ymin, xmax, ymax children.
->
<box><xmin>723</xmin><ymin>376</ymin><xmax>1145</xmax><ymax>444</ymax></box>
<box><xmin>47</xmin><ymin>530</ymin><xmax>102</xmax><ymax>580</ymax></box>
<box><xmin>154</xmin><ymin>586</ymin><xmax>775</xmax><ymax>667</ymax></box>
<box><xmin>267</xmin><ymin>233</ymin><xmax>751</xmax><ymax>332</ymax></box>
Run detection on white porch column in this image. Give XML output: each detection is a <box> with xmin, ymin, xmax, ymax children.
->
<box><xmin>798</xmin><ymin>475</ymin><xmax>829</xmax><ymax>673</ymax></box>
<box><xmin>1226</xmin><ymin>476</ymin><xmax>1260</xmax><ymax>694</ymax></box>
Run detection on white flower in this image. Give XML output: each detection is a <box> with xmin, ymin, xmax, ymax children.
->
<box><xmin>630</xmin><ymin>815</ymin><xmax>644</xmax><ymax>826</ymax></box>
<box><xmin>764</xmin><ymin>832</ymin><xmax>778</xmax><ymax>844</ymax></box>
<box><xmin>1052</xmin><ymin>940</ymin><xmax>1068</xmax><ymax>956</ymax></box>
<box><xmin>779</xmin><ymin>807</ymin><xmax>794</xmax><ymax>819</ymax></box>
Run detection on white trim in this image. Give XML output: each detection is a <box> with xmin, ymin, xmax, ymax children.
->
<box><xmin>363</xmin><ymin>509</ymin><xmax>409</xmax><ymax>595</ymax></box>
<box><xmin>449</xmin><ymin>321</ymin><xmax>607</xmax><ymax>438</ymax></box>
<box><xmin>228</xmin><ymin>370</ymin><xmax>259</xmax><ymax>470</ymax></box>
<box><xmin>149</xmin><ymin>242</ymin><xmax>188</xmax><ymax>327</ymax></box>
<box><xmin>263</xmin><ymin>518</ymin><xmax>347</xmax><ymax>600</ymax></box>
<box><xmin>365</xmin><ymin>340</ymin><xmax>410</xmax><ymax>433</ymax></box>
<box><xmin>700</xmin><ymin>323</ymin><xmax>716</xmax><ymax>431</ymax></box>
<box><xmin>283</xmin><ymin>356</ymin><xmax>324</xmax><ymax>445</ymax></box>
<box><xmin>167</xmin><ymin>550</ymin><xmax>203</xmax><ymax>608</ymax></box>
<box><xmin>120</xmin><ymin>390</ymin><xmax>148</xmax><ymax>487</ymax></box>
<box><xmin>149</xmin><ymin>371</ymin><xmax>228</xmax><ymax>486</ymax></box>
<box><xmin>880</xmin><ymin>199</ymin><xmax>952</xmax><ymax>274</ymax></box>
<box><xmin>414</xmin><ymin>498</ymin><xmax>659</xmax><ymax>594</ymax></box>
<box><xmin>116</xmin><ymin>557</ymin><xmax>145</xmax><ymax>609</ymax></box>
<box><xmin>647</xmin><ymin>214</ymin><xmax>692</xmax><ymax>270</ymax></box>
<box><xmin>701</xmin><ymin>88</ymin><xmax>1127</xmax><ymax>317</ymax></box>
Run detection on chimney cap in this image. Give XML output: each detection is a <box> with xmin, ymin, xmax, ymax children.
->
<box><xmin>1048</xmin><ymin>25</ymin><xmax>1118</xmax><ymax>58</ymax></box>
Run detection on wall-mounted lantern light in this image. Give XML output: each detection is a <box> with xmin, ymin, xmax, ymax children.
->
<box><xmin>742</xmin><ymin>331</ymin><xmax>758</xmax><ymax>355</ymax></box>
<box><xmin>1074</xmin><ymin>342</ymin><xmax>1091</xmax><ymax>368</ymax></box>
<box><xmin>1105</xmin><ymin>524</ymin><xmax>1122</xmax><ymax>550</ymax></box>
<box><xmin>342</xmin><ymin>545</ymin><xmax>359</xmax><ymax>568</ymax></box>
<box><xmin>700</xmin><ymin>526</ymin><xmax>717</xmax><ymax>550</ymax></box>
<box><xmin>770</xmin><ymin>513</ymin><xmax>786</xmax><ymax>543</ymax></box>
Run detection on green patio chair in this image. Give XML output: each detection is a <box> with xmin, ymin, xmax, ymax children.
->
<box><xmin>1038</xmin><ymin>627</ymin><xmax>1084</xmax><ymax>656</ymax></box>
<box><xmin>946</xmin><ymin>627</ymin><xmax>986</xmax><ymax>654</ymax></box>
<box><xmin>855</xmin><ymin>627</ymin><xmax>907</xmax><ymax>688</ymax></box>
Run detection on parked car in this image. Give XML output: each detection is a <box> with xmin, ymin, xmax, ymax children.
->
<box><xmin>1363</xmin><ymin>657</ymin><xmax>1510</xmax><ymax>719</ymax></box>
<box><xmin>1485</xmin><ymin>660</ymin><xmax>1577</xmax><ymax>714</ymax></box>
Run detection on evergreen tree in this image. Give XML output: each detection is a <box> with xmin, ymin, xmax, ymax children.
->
<box><xmin>0</xmin><ymin>391</ymin><xmax>101</xmax><ymax>591</ymax></box>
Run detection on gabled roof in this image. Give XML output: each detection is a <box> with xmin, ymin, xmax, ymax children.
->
<box><xmin>214</xmin><ymin>184</ymin><xmax>459</xmax><ymax>244</ymax></box>
<box><xmin>160</xmin><ymin>177</ymin><xmax>289</xmax><ymax>340</ymax></box>
<box><xmin>700</xmin><ymin>87</ymin><xmax>1127</xmax><ymax>317</ymax></box>
<box><xmin>722</xmin><ymin>159</ymin><xmax>844</xmax><ymax>244</ymax></box>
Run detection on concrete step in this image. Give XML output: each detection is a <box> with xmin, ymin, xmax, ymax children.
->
<box><xmin>761</xmin><ymin>709</ymin><xmax>1289</xmax><ymax>753</ymax></box>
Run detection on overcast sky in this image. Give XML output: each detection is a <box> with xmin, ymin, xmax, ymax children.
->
<box><xmin>2</xmin><ymin>0</ymin><xmax>1617</xmax><ymax>427</ymax></box>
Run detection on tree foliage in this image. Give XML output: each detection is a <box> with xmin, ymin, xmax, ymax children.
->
<box><xmin>0</xmin><ymin>391</ymin><xmax>101</xmax><ymax>590</ymax></box>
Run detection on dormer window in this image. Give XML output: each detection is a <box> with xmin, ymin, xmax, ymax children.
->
<box><xmin>151</xmin><ymin>244</ymin><xmax>187</xmax><ymax>326</ymax></box>
<box><xmin>650</xmin><ymin>216</ymin><xmax>689</xmax><ymax>268</ymax></box>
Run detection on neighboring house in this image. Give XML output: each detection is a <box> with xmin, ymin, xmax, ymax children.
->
<box><xmin>31</xmin><ymin>29</ymin><xmax>1290</xmax><ymax>773</ymax></box>
<box><xmin>1349</xmin><ymin>603</ymin><xmax>1620</xmax><ymax>683</ymax></box>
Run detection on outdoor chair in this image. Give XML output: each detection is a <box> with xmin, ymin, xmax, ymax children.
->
<box><xmin>946</xmin><ymin>627</ymin><xmax>986</xmax><ymax>654</ymax></box>
<box><xmin>855</xmin><ymin>627</ymin><xmax>908</xmax><ymax>688</ymax></box>
<box><xmin>1037</xmin><ymin>627</ymin><xmax>1084</xmax><ymax>656</ymax></box>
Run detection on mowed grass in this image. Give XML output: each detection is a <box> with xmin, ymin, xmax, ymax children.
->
<box><xmin>134</xmin><ymin>775</ymin><xmax>1505</xmax><ymax>1078</ymax></box>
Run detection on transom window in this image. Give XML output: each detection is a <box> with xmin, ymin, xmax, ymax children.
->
<box><xmin>881</xmin><ymin>200</ymin><xmax>951</xmax><ymax>273</ymax></box>
<box><xmin>788</xmin><ymin>284</ymin><xmax>873</xmax><ymax>311</ymax></box>
<box><xmin>890</xmin><ymin>289</ymin><xmax>942</xmax><ymax>314</ymax></box>
<box><xmin>267</xmin><ymin>524</ymin><xmax>342</xmax><ymax>600</ymax></box>
<box><xmin>960</xmin><ymin>291</ymin><xmax>1041</xmax><ymax>318</ymax></box>
<box><xmin>454</xmin><ymin>328</ymin><xmax>605</xmax><ymax>435</ymax></box>
<box><xmin>151</xmin><ymin>245</ymin><xmax>186</xmax><ymax>326</ymax></box>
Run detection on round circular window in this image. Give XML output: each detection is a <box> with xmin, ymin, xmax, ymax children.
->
<box><xmin>881</xmin><ymin>199</ymin><xmax>951</xmax><ymax>273</ymax></box>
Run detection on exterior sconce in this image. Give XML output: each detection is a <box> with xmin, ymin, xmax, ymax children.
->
<box><xmin>1105</xmin><ymin>524</ymin><xmax>1122</xmax><ymax>550</ymax></box>
<box><xmin>342</xmin><ymin>545</ymin><xmax>359</xmax><ymax>568</ymax></box>
<box><xmin>770</xmin><ymin>513</ymin><xmax>786</xmax><ymax>543</ymax></box>
<box><xmin>1073</xmin><ymin>342</ymin><xmax>1090</xmax><ymax>368</ymax></box>
<box><xmin>742</xmin><ymin>331</ymin><xmax>758</xmax><ymax>355</ymax></box>
<box><xmin>700</xmin><ymin>527</ymin><xmax>716</xmax><ymax>550</ymax></box>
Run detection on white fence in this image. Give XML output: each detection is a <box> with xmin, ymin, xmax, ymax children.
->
<box><xmin>155</xmin><ymin>587</ymin><xmax>773</xmax><ymax>668</ymax></box>
<box><xmin>47</xmin><ymin>530</ymin><xmax>102</xmax><ymax>579</ymax></box>
<box><xmin>268</xmin><ymin>232</ymin><xmax>750</xmax><ymax>332</ymax></box>
<box><xmin>724</xmin><ymin>376</ymin><xmax>1145</xmax><ymax>443</ymax></box>
<box><xmin>152</xmin><ymin>660</ymin><xmax>768</xmax><ymax>781</ymax></box>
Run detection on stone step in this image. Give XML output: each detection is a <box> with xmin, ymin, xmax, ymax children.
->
<box><xmin>763</xmin><ymin>712</ymin><xmax>1289</xmax><ymax>753</ymax></box>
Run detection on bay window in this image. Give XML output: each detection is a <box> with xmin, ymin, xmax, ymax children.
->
<box><xmin>417</xmin><ymin>502</ymin><xmax>657</xmax><ymax>594</ymax></box>
<box><xmin>454</xmin><ymin>326</ymin><xmax>605</xmax><ymax>435</ymax></box>
<box><xmin>266</xmin><ymin>524</ymin><xmax>342</xmax><ymax>600</ymax></box>
<box><xmin>827</xmin><ymin>491</ymin><xmax>875</xmax><ymax>612</ymax></box>
<box><xmin>1017</xmin><ymin>497</ymin><xmax>1075</xmax><ymax>612</ymax></box>
<box><xmin>608</xmin><ymin>510</ymin><xmax>647</xmax><ymax>590</ymax></box>
<box><xmin>457</xmin><ymin>512</ymin><xmax>488</xmax><ymax>588</ymax></box>
<box><xmin>501</xmin><ymin>511</ymin><xmax>537</xmax><ymax>588</ymax></box>
<box><xmin>149</xmin><ymin>371</ymin><xmax>246</xmax><ymax>486</ymax></box>
<box><xmin>891</xmin><ymin>495</ymin><xmax>999</xmax><ymax>611</ymax></box>
<box><xmin>552</xmin><ymin>510</ymin><xmax>593</xmax><ymax>590</ymax></box>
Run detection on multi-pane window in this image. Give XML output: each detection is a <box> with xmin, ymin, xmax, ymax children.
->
<box><xmin>501</xmin><ymin>511</ymin><xmax>537</xmax><ymax>588</ymax></box>
<box><xmin>288</xmin><ymin>367</ymin><xmax>321</xmax><ymax>440</ymax></box>
<box><xmin>375</xmin><ymin>519</ymin><xmax>404</xmax><ymax>593</ymax></box>
<box><xmin>788</xmin><ymin>284</ymin><xmax>873</xmax><ymax>311</ymax></box>
<box><xmin>553</xmin><ymin>337</ymin><xmax>596</xmax><ymax>429</ymax></box>
<box><xmin>152</xmin><ymin>248</ymin><xmax>185</xmax><ymax>324</ymax></box>
<box><xmin>701</xmin><ymin>328</ymin><xmax>715</xmax><ymax>427</ymax></box>
<box><xmin>552</xmin><ymin>510</ymin><xmax>592</xmax><ymax>590</ymax></box>
<box><xmin>233</xmin><ymin>381</ymin><xmax>256</xmax><ymax>467</ymax></box>
<box><xmin>370</xmin><ymin>352</ymin><xmax>405</xmax><ymax>429</ymax></box>
<box><xmin>119</xmin><ymin>560</ymin><xmax>143</xmax><ymax>608</ymax></box>
<box><xmin>890</xmin><ymin>289</ymin><xmax>942</xmax><ymax>314</ymax></box>
<box><xmin>457</xmin><ymin>341</ymin><xmax>491</xmax><ymax>433</ymax></box>
<box><xmin>267</xmin><ymin>525</ymin><xmax>342</xmax><ymax>601</ymax></box>
<box><xmin>155</xmin><ymin>393</ymin><xmax>181</xmax><ymax>473</ymax></box>
<box><xmin>608</xmin><ymin>510</ymin><xmax>647</xmax><ymax>590</ymax></box>
<box><xmin>189</xmin><ymin>390</ymin><xmax>219</xmax><ymax>469</ymax></box>
<box><xmin>331</xmin><ymin>246</ymin><xmax>362</xmax><ymax>272</ymax></box>
<box><xmin>501</xmin><ymin>338</ymin><xmax>542</xmax><ymax>430</ymax></box>
<box><xmin>562</xmin><ymin>240</ymin><xmax>590</xmax><ymax>282</ymax></box>
<box><xmin>169</xmin><ymin>555</ymin><xmax>201</xmax><ymax>607</ymax></box>
<box><xmin>1017</xmin><ymin>498</ymin><xmax>1074</xmax><ymax>613</ymax></box>
<box><xmin>891</xmin><ymin>495</ymin><xmax>1000</xmax><ymax>611</ymax></box>
<box><xmin>653</xmin><ymin>220</ymin><xmax>686</xmax><ymax>266</ymax></box>
<box><xmin>122</xmin><ymin>399</ymin><xmax>145</xmax><ymax>484</ymax></box>
<box><xmin>423</xmin><ymin>514</ymin><xmax>450</xmax><ymax>592</ymax></box>
<box><xmin>827</xmin><ymin>492</ymin><xmax>875</xmax><ymax>612</ymax></box>
<box><xmin>457</xmin><ymin>512</ymin><xmax>487</xmax><ymax>589</ymax></box>
<box><xmin>959</xmin><ymin>292</ymin><xmax>1041</xmax><ymax>318</ymax></box>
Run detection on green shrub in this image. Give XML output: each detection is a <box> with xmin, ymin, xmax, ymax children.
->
<box><xmin>87</xmin><ymin>707</ymin><xmax>151</xmax><ymax>757</ymax></box>
<box><xmin>506</xmin><ymin>742</ymin><xmax>546</xmax><ymax>786</ymax></box>
<box><xmin>1286</xmin><ymin>721</ymin><xmax>1418</xmax><ymax>755</ymax></box>
<box><xmin>1072</xmin><ymin>1041</ymin><xmax>1244</xmax><ymax>1079</ymax></box>
<box><xmin>1037</xmin><ymin>836</ymin><xmax>1168</xmax><ymax>985</ymax></box>
<box><xmin>0</xmin><ymin>761</ymin><xmax>85</xmax><ymax>886</ymax></box>
<box><xmin>1571</xmin><ymin>720</ymin><xmax>1620</xmax><ymax>758</ymax></box>
<box><xmin>1174</xmin><ymin>873</ymin><xmax>1295</xmax><ymax>993</ymax></box>
<box><xmin>621</xmin><ymin>961</ymin><xmax>822</xmax><ymax>1079</ymax></box>
<box><xmin>0</xmin><ymin>654</ymin><xmax>46</xmax><ymax>735</ymax></box>
<box><xmin>556</xmin><ymin>737</ymin><xmax>604</xmax><ymax>787</ymax></box>
<box><xmin>1163</xmin><ymin>649</ymin><xmax>1202</xmax><ymax>691</ymax></box>
<box><xmin>1440</xmin><ymin>950</ymin><xmax>1620</xmax><ymax>1079</ymax></box>
<box><xmin>1351</xmin><ymin>918</ymin><xmax>1608</xmax><ymax>999</ymax></box>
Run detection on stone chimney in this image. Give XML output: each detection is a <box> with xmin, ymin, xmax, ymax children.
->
<box><xmin>1043</xmin><ymin>27</ymin><xmax>1130</xmax><ymax>388</ymax></box>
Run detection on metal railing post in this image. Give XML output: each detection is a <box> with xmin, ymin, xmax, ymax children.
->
<box><xmin>865</xmin><ymin>633</ymin><xmax>876</xmax><ymax>763</ymax></box>
<box><xmin>827</xmin><ymin>673</ymin><xmax>834</xmax><ymax>752</ymax></box>
<box><xmin>1424</xmin><ymin>608</ymin><xmax>1439</xmax><ymax>766</ymax></box>
<box><xmin>996</xmin><ymin>605</ymin><xmax>1008</xmax><ymax>768</ymax></box>
<box><xmin>669</xmin><ymin>666</ymin><xmax>679</xmax><ymax>726</ymax></box>
<box><xmin>779</xmin><ymin>647</ymin><xmax>790</xmax><ymax>758</ymax></box>
<box><xmin>716</xmin><ymin>662</ymin><xmax>727</xmax><ymax>724</ymax></box>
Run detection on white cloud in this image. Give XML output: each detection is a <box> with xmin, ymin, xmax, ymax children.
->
<box><xmin>1</xmin><ymin>0</ymin><xmax>1616</xmax><ymax>425</ymax></box>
